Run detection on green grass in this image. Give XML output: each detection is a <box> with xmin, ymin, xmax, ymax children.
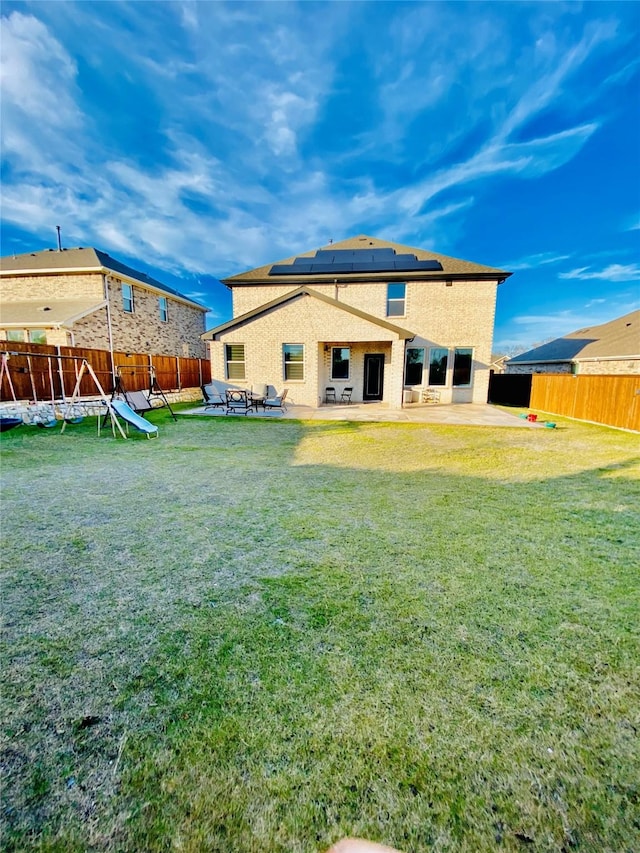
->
<box><xmin>1</xmin><ymin>408</ymin><xmax>639</xmax><ymax>852</ymax></box>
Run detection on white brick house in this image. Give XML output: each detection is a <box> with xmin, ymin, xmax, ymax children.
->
<box><xmin>202</xmin><ymin>235</ymin><xmax>511</xmax><ymax>408</ymax></box>
<box><xmin>0</xmin><ymin>247</ymin><xmax>208</xmax><ymax>358</ymax></box>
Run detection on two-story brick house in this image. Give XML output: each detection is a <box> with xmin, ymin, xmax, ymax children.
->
<box><xmin>0</xmin><ymin>247</ymin><xmax>208</xmax><ymax>358</ymax></box>
<box><xmin>202</xmin><ymin>235</ymin><xmax>511</xmax><ymax>408</ymax></box>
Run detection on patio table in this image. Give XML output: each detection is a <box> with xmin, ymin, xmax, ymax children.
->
<box><xmin>249</xmin><ymin>392</ymin><xmax>266</xmax><ymax>412</ymax></box>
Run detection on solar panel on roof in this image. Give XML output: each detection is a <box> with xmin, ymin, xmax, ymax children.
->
<box><xmin>269</xmin><ymin>247</ymin><xmax>443</xmax><ymax>275</ymax></box>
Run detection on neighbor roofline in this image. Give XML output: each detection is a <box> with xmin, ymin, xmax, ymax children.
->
<box><xmin>202</xmin><ymin>285</ymin><xmax>415</xmax><ymax>340</ymax></box>
<box><xmin>63</xmin><ymin>300</ymin><xmax>108</xmax><ymax>325</ymax></box>
<box><xmin>509</xmin><ymin>354</ymin><xmax>640</xmax><ymax>365</ymax></box>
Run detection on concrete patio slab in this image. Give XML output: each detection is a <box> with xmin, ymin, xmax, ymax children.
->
<box><xmin>182</xmin><ymin>401</ymin><xmax>544</xmax><ymax>427</ymax></box>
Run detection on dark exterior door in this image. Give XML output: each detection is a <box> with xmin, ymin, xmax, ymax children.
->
<box><xmin>363</xmin><ymin>354</ymin><xmax>384</xmax><ymax>401</ymax></box>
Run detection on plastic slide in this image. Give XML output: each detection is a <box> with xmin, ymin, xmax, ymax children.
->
<box><xmin>111</xmin><ymin>399</ymin><xmax>159</xmax><ymax>437</ymax></box>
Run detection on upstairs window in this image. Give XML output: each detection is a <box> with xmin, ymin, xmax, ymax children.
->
<box><xmin>6</xmin><ymin>330</ymin><xmax>25</xmax><ymax>342</ymax></box>
<box><xmin>283</xmin><ymin>344</ymin><xmax>304</xmax><ymax>380</ymax></box>
<box><xmin>122</xmin><ymin>283</ymin><xmax>134</xmax><ymax>313</ymax></box>
<box><xmin>405</xmin><ymin>347</ymin><xmax>424</xmax><ymax>385</ymax></box>
<box><xmin>29</xmin><ymin>329</ymin><xmax>47</xmax><ymax>344</ymax></box>
<box><xmin>428</xmin><ymin>348</ymin><xmax>449</xmax><ymax>386</ymax></box>
<box><xmin>159</xmin><ymin>297</ymin><xmax>168</xmax><ymax>322</ymax></box>
<box><xmin>331</xmin><ymin>347</ymin><xmax>350</xmax><ymax>380</ymax></box>
<box><xmin>387</xmin><ymin>283</ymin><xmax>406</xmax><ymax>317</ymax></box>
<box><xmin>453</xmin><ymin>347</ymin><xmax>473</xmax><ymax>386</ymax></box>
<box><xmin>225</xmin><ymin>344</ymin><xmax>246</xmax><ymax>379</ymax></box>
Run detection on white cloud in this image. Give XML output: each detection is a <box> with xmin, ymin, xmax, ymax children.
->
<box><xmin>390</xmin><ymin>123</ymin><xmax>598</xmax><ymax>218</ymax></box>
<box><xmin>0</xmin><ymin>11</ymin><xmax>81</xmax><ymax>127</ymax></box>
<box><xmin>502</xmin><ymin>252</ymin><xmax>572</xmax><ymax>271</ymax></box>
<box><xmin>559</xmin><ymin>264</ymin><xmax>640</xmax><ymax>282</ymax></box>
<box><xmin>0</xmin><ymin>1</ymin><xmax>636</xmax><ymax>291</ymax></box>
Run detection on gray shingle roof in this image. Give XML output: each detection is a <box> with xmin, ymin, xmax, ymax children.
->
<box><xmin>508</xmin><ymin>310</ymin><xmax>640</xmax><ymax>363</ymax></box>
<box><xmin>0</xmin><ymin>247</ymin><xmax>208</xmax><ymax>311</ymax></box>
<box><xmin>222</xmin><ymin>234</ymin><xmax>511</xmax><ymax>286</ymax></box>
<box><xmin>0</xmin><ymin>297</ymin><xmax>106</xmax><ymax>327</ymax></box>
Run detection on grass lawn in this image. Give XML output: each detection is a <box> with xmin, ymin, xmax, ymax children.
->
<box><xmin>1</xmin><ymin>408</ymin><xmax>638</xmax><ymax>852</ymax></box>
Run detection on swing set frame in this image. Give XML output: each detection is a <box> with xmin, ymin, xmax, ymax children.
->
<box><xmin>1</xmin><ymin>349</ymin><xmax>128</xmax><ymax>439</ymax></box>
<box><xmin>108</xmin><ymin>362</ymin><xmax>177</xmax><ymax>421</ymax></box>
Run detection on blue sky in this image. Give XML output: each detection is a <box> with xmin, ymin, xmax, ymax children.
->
<box><xmin>1</xmin><ymin>1</ymin><xmax>638</xmax><ymax>352</ymax></box>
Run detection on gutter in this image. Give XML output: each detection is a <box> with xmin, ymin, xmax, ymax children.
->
<box><xmin>223</xmin><ymin>272</ymin><xmax>511</xmax><ymax>287</ymax></box>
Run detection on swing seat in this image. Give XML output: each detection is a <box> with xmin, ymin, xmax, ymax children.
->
<box><xmin>0</xmin><ymin>417</ymin><xmax>22</xmax><ymax>432</ymax></box>
<box><xmin>65</xmin><ymin>416</ymin><xmax>84</xmax><ymax>424</ymax></box>
<box><xmin>37</xmin><ymin>420</ymin><xmax>58</xmax><ymax>428</ymax></box>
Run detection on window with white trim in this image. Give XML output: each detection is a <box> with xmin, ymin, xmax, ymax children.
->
<box><xmin>122</xmin><ymin>283</ymin><xmax>134</xmax><ymax>313</ymax></box>
<box><xmin>331</xmin><ymin>347</ymin><xmax>350</xmax><ymax>380</ymax></box>
<box><xmin>453</xmin><ymin>348</ymin><xmax>473</xmax><ymax>386</ymax></box>
<box><xmin>159</xmin><ymin>296</ymin><xmax>168</xmax><ymax>322</ymax></box>
<box><xmin>29</xmin><ymin>329</ymin><xmax>47</xmax><ymax>344</ymax></box>
<box><xmin>387</xmin><ymin>283</ymin><xmax>406</xmax><ymax>316</ymax></box>
<box><xmin>405</xmin><ymin>347</ymin><xmax>424</xmax><ymax>385</ymax></box>
<box><xmin>5</xmin><ymin>330</ymin><xmax>25</xmax><ymax>342</ymax></box>
<box><xmin>225</xmin><ymin>344</ymin><xmax>246</xmax><ymax>379</ymax></box>
<box><xmin>428</xmin><ymin>348</ymin><xmax>448</xmax><ymax>386</ymax></box>
<box><xmin>283</xmin><ymin>344</ymin><xmax>304</xmax><ymax>380</ymax></box>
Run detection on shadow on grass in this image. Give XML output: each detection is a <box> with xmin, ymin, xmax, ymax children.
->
<box><xmin>1</xmin><ymin>414</ymin><xmax>638</xmax><ymax>852</ymax></box>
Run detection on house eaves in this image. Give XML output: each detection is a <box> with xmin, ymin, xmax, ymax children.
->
<box><xmin>202</xmin><ymin>285</ymin><xmax>415</xmax><ymax>340</ymax></box>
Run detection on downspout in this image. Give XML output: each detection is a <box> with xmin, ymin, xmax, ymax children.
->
<box><xmin>103</xmin><ymin>274</ymin><xmax>116</xmax><ymax>387</ymax></box>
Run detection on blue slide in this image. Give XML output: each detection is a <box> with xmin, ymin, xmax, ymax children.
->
<box><xmin>111</xmin><ymin>399</ymin><xmax>159</xmax><ymax>437</ymax></box>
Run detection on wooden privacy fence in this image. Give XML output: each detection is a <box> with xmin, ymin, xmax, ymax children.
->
<box><xmin>530</xmin><ymin>374</ymin><xmax>640</xmax><ymax>432</ymax></box>
<box><xmin>0</xmin><ymin>341</ymin><xmax>211</xmax><ymax>402</ymax></box>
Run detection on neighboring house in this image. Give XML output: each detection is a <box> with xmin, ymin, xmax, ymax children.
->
<box><xmin>505</xmin><ymin>310</ymin><xmax>640</xmax><ymax>375</ymax></box>
<box><xmin>0</xmin><ymin>247</ymin><xmax>208</xmax><ymax>358</ymax></box>
<box><xmin>489</xmin><ymin>354</ymin><xmax>509</xmax><ymax>374</ymax></box>
<box><xmin>202</xmin><ymin>235</ymin><xmax>511</xmax><ymax>407</ymax></box>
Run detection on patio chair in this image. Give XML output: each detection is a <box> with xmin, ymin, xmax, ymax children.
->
<box><xmin>263</xmin><ymin>388</ymin><xmax>288</xmax><ymax>412</ymax></box>
<box><xmin>225</xmin><ymin>388</ymin><xmax>253</xmax><ymax>415</ymax></box>
<box><xmin>202</xmin><ymin>384</ymin><xmax>225</xmax><ymax>409</ymax></box>
<box><xmin>421</xmin><ymin>387</ymin><xmax>441</xmax><ymax>404</ymax></box>
<box><xmin>340</xmin><ymin>387</ymin><xmax>353</xmax><ymax>404</ymax></box>
<box><xmin>325</xmin><ymin>386</ymin><xmax>336</xmax><ymax>403</ymax></box>
<box><xmin>251</xmin><ymin>383</ymin><xmax>269</xmax><ymax>408</ymax></box>
<box><xmin>122</xmin><ymin>389</ymin><xmax>153</xmax><ymax>414</ymax></box>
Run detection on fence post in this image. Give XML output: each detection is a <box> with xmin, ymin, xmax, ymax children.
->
<box><xmin>176</xmin><ymin>356</ymin><xmax>181</xmax><ymax>391</ymax></box>
<box><xmin>198</xmin><ymin>358</ymin><xmax>203</xmax><ymax>388</ymax></box>
<box><xmin>55</xmin><ymin>346</ymin><xmax>66</xmax><ymax>401</ymax></box>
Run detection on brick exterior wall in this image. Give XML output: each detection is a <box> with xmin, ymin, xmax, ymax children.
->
<box><xmin>506</xmin><ymin>363</ymin><xmax>572</xmax><ymax>375</ymax></box>
<box><xmin>507</xmin><ymin>359</ymin><xmax>640</xmax><ymax>375</ymax></box>
<box><xmin>218</xmin><ymin>277</ymin><xmax>498</xmax><ymax>407</ymax></box>
<box><xmin>104</xmin><ymin>276</ymin><xmax>206</xmax><ymax>358</ymax></box>
<box><xmin>1</xmin><ymin>272</ymin><xmax>206</xmax><ymax>358</ymax></box>
<box><xmin>577</xmin><ymin>359</ymin><xmax>640</xmax><ymax>375</ymax></box>
<box><xmin>1</xmin><ymin>272</ymin><xmax>104</xmax><ymax>300</ymax></box>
